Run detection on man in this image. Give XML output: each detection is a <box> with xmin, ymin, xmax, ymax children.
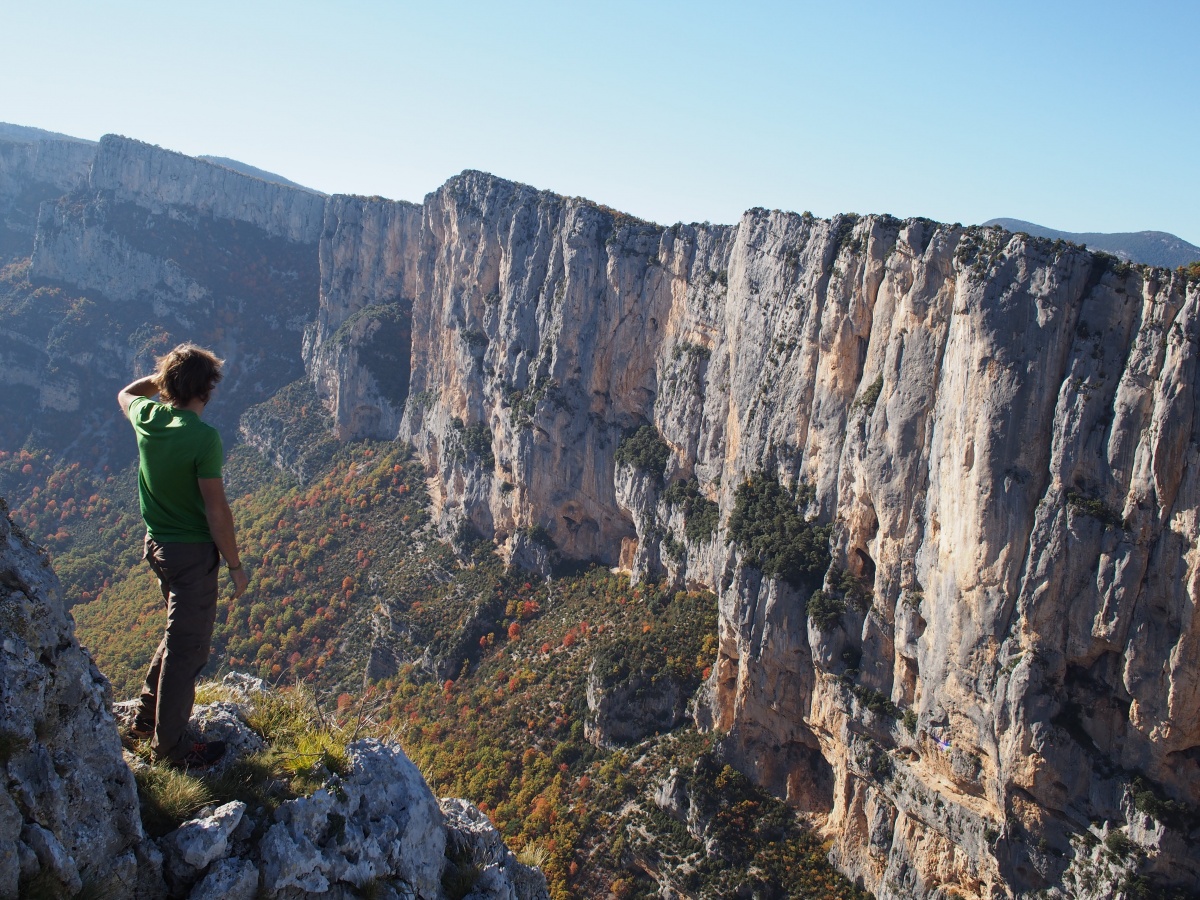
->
<box><xmin>117</xmin><ymin>343</ymin><xmax>249</xmax><ymax>768</ymax></box>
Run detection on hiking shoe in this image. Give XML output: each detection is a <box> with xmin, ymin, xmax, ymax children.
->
<box><xmin>120</xmin><ymin>723</ymin><xmax>153</xmax><ymax>750</ymax></box>
<box><xmin>169</xmin><ymin>740</ymin><xmax>227</xmax><ymax>771</ymax></box>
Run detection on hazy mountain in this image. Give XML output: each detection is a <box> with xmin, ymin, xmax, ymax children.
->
<box><xmin>198</xmin><ymin>154</ymin><xmax>325</xmax><ymax>195</ymax></box>
<box><xmin>984</xmin><ymin>216</ymin><xmax>1200</xmax><ymax>268</ymax></box>
<box><xmin>0</xmin><ymin>122</ymin><xmax>95</xmax><ymax>144</ymax></box>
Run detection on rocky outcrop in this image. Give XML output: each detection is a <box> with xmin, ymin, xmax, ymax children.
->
<box><xmin>440</xmin><ymin>799</ymin><xmax>550</xmax><ymax>900</ymax></box>
<box><xmin>256</xmin><ymin>739</ymin><xmax>445</xmax><ymax>896</ymax></box>
<box><xmin>0</xmin><ymin>499</ymin><xmax>143</xmax><ymax>898</ymax></box>
<box><xmin>584</xmin><ymin>663</ymin><xmax>686</xmax><ymax>749</ymax></box>
<box><xmin>302</xmin><ymin>172</ymin><xmax>1200</xmax><ymax>897</ymax></box>
<box><xmin>118</xmin><ymin>678</ymin><xmax>548</xmax><ymax>900</ymax></box>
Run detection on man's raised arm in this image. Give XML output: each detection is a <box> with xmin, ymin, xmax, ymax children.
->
<box><xmin>117</xmin><ymin>375</ymin><xmax>160</xmax><ymax>416</ymax></box>
<box><xmin>198</xmin><ymin>477</ymin><xmax>249</xmax><ymax>599</ymax></box>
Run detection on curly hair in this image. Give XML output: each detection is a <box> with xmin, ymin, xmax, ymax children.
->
<box><xmin>154</xmin><ymin>343</ymin><xmax>224</xmax><ymax>407</ymax></box>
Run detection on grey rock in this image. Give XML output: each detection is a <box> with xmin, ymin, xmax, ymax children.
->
<box><xmin>15</xmin><ymin>841</ymin><xmax>37</xmax><ymax>885</ymax></box>
<box><xmin>163</xmin><ymin>801</ymin><xmax>245</xmax><ymax>872</ymax></box>
<box><xmin>191</xmin><ymin>701</ymin><xmax>267</xmax><ymax>762</ymax></box>
<box><xmin>220</xmin><ymin>671</ymin><xmax>268</xmax><ymax>697</ymax></box>
<box><xmin>0</xmin><ymin>793</ymin><xmax>19</xmax><ymax>897</ymax></box>
<box><xmin>440</xmin><ymin>799</ymin><xmax>550</xmax><ymax>900</ymax></box>
<box><xmin>188</xmin><ymin>857</ymin><xmax>259</xmax><ymax>900</ymax></box>
<box><xmin>0</xmin><ymin>501</ymin><xmax>142</xmax><ymax>897</ymax></box>
<box><xmin>652</xmin><ymin>769</ymin><xmax>688</xmax><ymax>822</ymax></box>
<box><xmin>259</xmin><ymin>739</ymin><xmax>445</xmax><ymax>898</ymax></box>
<box><xmin>22</xmin><ymin>823</ymin><xmax>81</xmax><ymax>895</ymax></box>
<box><xmin>135</xmin><ymin>838</ymin><xmax>168</xmax><ymax>900</ymax></box>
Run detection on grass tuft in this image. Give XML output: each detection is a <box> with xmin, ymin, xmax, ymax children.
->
<box><xmin>442</xmin><ymin>838</ymin><xmax>484</xmax><ymax>900</ymax></box>
<box><xmin>134</xmin><ymin>765</ymin><xmax>213</xmax><ymax>837</ymax></box>
<box><xmin>517</xmin><ymin>841</ymin><xmax>550</xmax><ymax>868</ymax></box>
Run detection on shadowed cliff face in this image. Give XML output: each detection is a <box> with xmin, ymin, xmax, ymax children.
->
<box><xmin>309</xmin><ymin>174</ymin><xmax>1200</xmax><ymax>897</ymax></box>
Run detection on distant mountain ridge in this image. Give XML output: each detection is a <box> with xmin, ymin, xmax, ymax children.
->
<box><xmin>0</xmin><ymin>122</ymin><xmax>96</xmax><ymax>144</ymax></box>
<box><xmin>984</xmin><ymin>217</ymin><xmax>1200</xmax><ymax>268</ymax></box>
<box><xmin>197</xmin><ymin>155</ymin><xmax>324</xmax><ymax>195</ymax></box>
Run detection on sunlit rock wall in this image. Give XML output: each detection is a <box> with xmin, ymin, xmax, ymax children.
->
<box><xmin>307</xmin><ymin>171</ymin><xmax>1200</xmax><ymax>897</ymax></box>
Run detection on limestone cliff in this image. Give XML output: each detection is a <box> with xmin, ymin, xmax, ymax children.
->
<box><xmin>301</xmin><ymin>194</ymin><xmax>422</xmax><ymax>440</ymax></box>
<box><xmin>0</xmin><ymin>132</ymin><xmax>93</xmax><ymax>260</ymax></box>
<box><xmin>88</xmin><ymin>135</ymin><xmax>325</xmax><ymax>244</ymax></box>
<box><xmin>8</xmin><ymin>134</ymin><xmax>321</xmax><ymax>452</ymax></box>
<box><xmin>305</xmin><ymin>173</ymin><xmax>1200</xmax><ymax>897</ymax></box>
<box><xmin>3</xmin><ymin>127</ymin><xmax>1197</xmax><ymax>896</ymax></box>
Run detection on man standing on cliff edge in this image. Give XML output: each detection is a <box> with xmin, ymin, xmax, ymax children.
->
<box><xmin>118</xmin><ymin>343</ymin><xmax>249</xmax><ymax>768</ymax></box>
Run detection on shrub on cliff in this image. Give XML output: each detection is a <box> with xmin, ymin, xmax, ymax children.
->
<box><xmin>727</xmin><ymin>473</ymin><xmax>830</xmax><ymax>590</ymax></box>
<box><xmin>131</xmin><ymin>682</ymin><xmax>354</xmax><ymax>837</ymax></box>
<box><xmin>615</xmin><ymin>425</ymin><xmax>671</xmax><ymax>484</ymax></box>
<box><xmin>663</xmin><ymin>477</ymin><xmax>720</xmax><ymax>542</ymax></box>
<box><xmin>450</xmin><ymin>418</ymin><xmax>496</xmax><ymax>470</ymax></box>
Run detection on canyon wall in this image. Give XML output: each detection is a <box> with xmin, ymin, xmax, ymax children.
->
<box><xmin>0</xmin><ymin>132</ymin><xmax>94</xmax><ymax>261</ymax></box>
<box><xmin>302</xmin><ymin>194</ymin><xmax>422</xmax><ymax>440</ymax></box>
<box><xmin>6</xmin><ymin>135</ymin><xmax>320</xmax><ymax>454</ymax></box>
<box><xmin>4</xmin><ymin>131</ymin><xmax>1196</xmax><ymax>896</ymax></box>
<box><xmin>307</xmin><ymin>173</ymin><xmax>1200</xmax><ymax>897</ymax></box>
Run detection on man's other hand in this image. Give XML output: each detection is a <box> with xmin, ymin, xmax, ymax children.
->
<box><xmin>230</xmin><ymin>566</ymin><xmax>249</xmax><ymax>599</ymax></box>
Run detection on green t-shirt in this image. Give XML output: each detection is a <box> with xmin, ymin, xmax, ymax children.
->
<box><xmin>128</xmin><ymin>396</ymin><xmax>223</xmax><ymax>542</ymax></box>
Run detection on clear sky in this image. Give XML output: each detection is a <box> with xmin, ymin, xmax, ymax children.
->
<box><xmin>3</xmin><ymin>1</ymin><xmax>1197</xmax><ymax>243</ymax></box>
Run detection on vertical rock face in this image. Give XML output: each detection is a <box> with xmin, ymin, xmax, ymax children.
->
<box><xmin>302</xmin><ymin>195</ymin><xmax>422</xmax><ymax>440</ymax></box>
<box><xmin>3</xmin><ymin>128</ymin><xmax>1196</xmax><ymax>896</ymax></box>
<box><xmin>304</xmin><ymin>173</ymin><xmax>1200</xmax><ymax>897</ymax></box>
<box><xmin>0</xmin><ymin>500</ymin><xmax>142</xmax><ymax>898</ymax></box>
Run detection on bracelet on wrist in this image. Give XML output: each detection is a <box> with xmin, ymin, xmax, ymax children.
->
<box><xmin>227</xmin><ymin>562</ymin><xmax>243</xmax><ymax>571</ymax></box>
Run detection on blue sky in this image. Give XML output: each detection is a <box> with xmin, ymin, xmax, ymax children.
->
<box><xmin>3</xmin><ymin>1</ymin><xmax>1197</xmax><ymax>242</ymax></box>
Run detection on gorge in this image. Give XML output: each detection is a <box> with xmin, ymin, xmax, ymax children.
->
<box><xmin>2</xmin><ymin>125</ymin><xmax>1198</xmax><ymax>899</ymax></box>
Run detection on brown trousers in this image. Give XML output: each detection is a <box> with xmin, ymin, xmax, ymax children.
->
<box><xmin>134</xmin><ymin>535</ymin><xmax>220</xmax><ymax>762</ymax></box>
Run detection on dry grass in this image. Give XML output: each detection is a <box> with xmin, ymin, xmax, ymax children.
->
<box><xmin>134</xmin><ymin>765</ymin><xmax>213</xmax><ymax>837</ymax></box>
